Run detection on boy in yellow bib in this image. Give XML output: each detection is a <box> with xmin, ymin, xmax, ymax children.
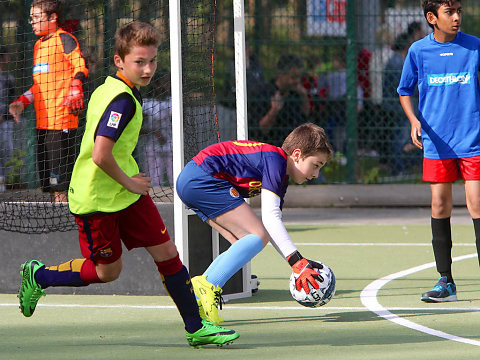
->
<box><xmin>17</xmin><ymin>21</ymin><xmax>238</xmax><ymax>348</ymax></box>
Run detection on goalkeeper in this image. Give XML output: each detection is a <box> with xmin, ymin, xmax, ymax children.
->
<box><xmin>176</xmin><ymin>122</ymin><xmax>333</xmax><ymax>324</ymax></box>
<box><xmin>9</xmin><ymin>0</ymin><xmax>88</xmax><ymax>202</ymax></box>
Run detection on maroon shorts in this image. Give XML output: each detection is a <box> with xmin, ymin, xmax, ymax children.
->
<box><xmin>423</xmin><ymin>156</ymin><xmax>480</xmax><ymax>183</ymax></box>
<box><xmin>74</xmin><ymin>195</ymin><xmax>170</xmax><ymax>264</ymax></box>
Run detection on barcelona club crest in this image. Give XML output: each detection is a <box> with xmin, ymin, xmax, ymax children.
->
<box><xmin>229</xmin><ymin>187</ymin><xmax>240</xmax><ymax>198</ymax></box>
<box><xmin>99</xmin><ymin>248</ymin><xmax>113</xmax><ymax>258</ymax></box>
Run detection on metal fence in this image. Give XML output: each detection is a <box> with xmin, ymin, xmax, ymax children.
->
<box><xmin>3</xmin><ymin>0</ymin><xmax>480</xmax><ymax>194</ymax></box>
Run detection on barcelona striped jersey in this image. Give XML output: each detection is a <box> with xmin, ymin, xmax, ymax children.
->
<box><xmin>193</xmin><ymin>140</ymin><xmax>289</xmax><ymax>203</ymax></box>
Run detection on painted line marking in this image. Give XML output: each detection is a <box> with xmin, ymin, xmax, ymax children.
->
<box><xmin>292</xmin><ymin>243</ymin><xmax>475</xmax><ymax>246</ymax></box>
<box><xmin>1</xmin><ymin>302</ymin><xmax>480</xmax><ymax>312</ymax></box>
<box><xmin>361</xmin><ymin>253</ymin><xmax>480</xmax><ymax>346</ymax></box>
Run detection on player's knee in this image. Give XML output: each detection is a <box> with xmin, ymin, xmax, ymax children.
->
<box><xmin>467</xmin><ymin>199</ymin><xmax>480</xmax><ymax>217</ymax></box>
<box><xmin>96</xmin><ymin>261</ymin><xmax>122</xmax><ymax>282</ymax></box>
<box><xmin>98</xmin><ymin>269</ymin><xmax>121</xmax><ymax>282</ymax></box>
<box><xmin>255</xmin><ymin>230</ymin><xmax>270</xmax><ymax>247</ymax></box>
<box><xmin>239</xmin><ymin>231</ymin><xmax>269</xmax><ymax>247</ymax></box>
<box><xmin>161</xmin><ymin>241</ymin><xmax>179</xmax><ymax>260</ymax></box>
<box><xmin>431</xmin><ymin>199</ymin><xmax>452</xmax><ymax>218</ymax></box>
<box><xmin>147</xmin><ymin>240</ymin><xmax>178</xmax><ymax>262</ymax></box>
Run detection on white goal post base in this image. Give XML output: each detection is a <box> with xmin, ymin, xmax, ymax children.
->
<box><xmin>185</xmin><ymin>213</ymin><xmax>252</xmax><ymax>301</ymax></box>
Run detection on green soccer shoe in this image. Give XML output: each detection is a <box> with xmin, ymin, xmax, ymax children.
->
<box><xmin>185</xmin><ymin>319</ymin><xmax>239</xmax><ymax>348</ymax></box>
<box><xmin>18</xmin><ymin>260</ymin><xmax>46</xmax><ymax>317</ymax></box>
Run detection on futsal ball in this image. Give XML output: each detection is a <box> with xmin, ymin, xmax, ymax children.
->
<box><xmin>289</xmin><ymin>261</ymin><xmax>336</xmax><ymax>307</ymax></box>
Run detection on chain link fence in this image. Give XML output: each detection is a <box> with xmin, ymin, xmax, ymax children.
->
<box><xmin>0</xmin><ymin>0</ymin><xmax>218</xmax><ymax>232</ymax></box>
<box><xmin>2</xmin><ymin>0</ymin><xmax>480</xmax><ymax>232</ymax></box>
<box><xmin>214</xmin><ymin>0</ymin><xmax>480</xmax><ymax>184</ymax></box>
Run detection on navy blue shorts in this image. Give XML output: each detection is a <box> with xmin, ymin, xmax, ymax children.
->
<box><xmin>176</xmin><ymin>160</ymin><xmax>245</xmax><ymax>221</ymax></box>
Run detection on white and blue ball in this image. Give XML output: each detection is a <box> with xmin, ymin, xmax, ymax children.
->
<box><xmin>289</xmin><ymin>261</ymin><xmax>336</xmax><ymax>307</ymax></box>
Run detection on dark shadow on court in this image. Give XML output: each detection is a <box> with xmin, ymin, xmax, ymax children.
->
<box><xmin>287</xmin><ymin>225</ymin><xmax>345</xmax><ymax>233</ymax></box>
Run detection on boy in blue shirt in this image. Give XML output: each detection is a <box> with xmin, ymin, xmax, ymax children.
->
<box><xmin>398</xmin><ymin>0</ymin><xmax>480</xmax><ymax>302</ymax></box>
<box><xmin>176</xmin><ymin>122</ymin><xmax>334</xmax><ymax>324</ymax></box>
<box><xmin>17</xmin><ymin>21</ymin><xmax>238</xmax><ymax>348</ymax></box>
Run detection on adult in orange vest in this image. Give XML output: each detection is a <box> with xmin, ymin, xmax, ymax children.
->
<box><xmin>10</xmin><ymin>0</ymin><xmax>88</xmax><ymax>201</ymax></box>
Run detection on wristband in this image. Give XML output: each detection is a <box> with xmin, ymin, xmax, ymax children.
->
<box><xmin>70</xmin><ymin>78</ymin><xmax>83</xmax><ymax>90</ymax></box>
<box><xmin>287</xmin><ymin>251</ymin><xmax>303</xmax><ymax>267</ymax></box>
<box><xmin>13</xmin><ymin>94</ymin><xmax>32</xmax><ymax>106</ymax></box>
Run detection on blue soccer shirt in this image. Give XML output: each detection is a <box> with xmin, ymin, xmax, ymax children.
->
<box><xmin>398</xmin><ymin>32</ymin><xmax>480</xmax><ymax>159</ymax></box>
<box><xmin>193</xmin><ymin>140</ymin><xmax>289</xmax><ymax>206</ymax></box>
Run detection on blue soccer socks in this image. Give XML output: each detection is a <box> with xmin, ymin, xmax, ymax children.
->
<box><xmin>204</xmin><ymin>234</ymin><xmax>263</xmax><ymax>288</ymax></box>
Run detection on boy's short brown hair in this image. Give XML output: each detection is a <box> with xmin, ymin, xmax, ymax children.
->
<box><xmin>31</xmin><ymin>0</ymin><xmax>63</xmax><ymax>25</ymax></box>
<box><xmin>422</xmin><ymin>0</ymin><xmax>460</xmax><ymax>29</ymax></box>
<box><xmin>115</xmin><ymin>21</ymin><xmax>161</xmax><ymax>60</ymax></box>
<box><xmin>281</xmin><ymin>122</ymin><xmax>333</xmax><ymax>160</ymax></box>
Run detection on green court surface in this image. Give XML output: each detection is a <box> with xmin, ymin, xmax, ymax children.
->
<box><xmin>2</xmin><ymin>224</ymin><xmax>480</xmax><ymax>359</ymax></box>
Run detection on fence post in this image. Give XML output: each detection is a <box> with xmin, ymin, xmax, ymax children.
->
<box><xmin>102</xmin><ymin>0</ymin><xmax>113</xmax><ymax>77</ymax></box>
<box><xmin>22</xmin><ymin>0</ymin><xmax>37</xmax><ymax>188</ymax></box>
<box><xmin>345</xmin><ymin>0</ymin><xmax>357</xmax><ymax>183</ymax></box>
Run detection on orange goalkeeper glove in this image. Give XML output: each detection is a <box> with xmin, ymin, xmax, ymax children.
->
<box><xmin>288</xmin><ymin>251</ymin><xmax>324</xmax><ymax>293</ymax></box>
<box><xmin>63</xmin><ymin>78</ymin><xmax>84</xmax><ymax>115</ymax></box>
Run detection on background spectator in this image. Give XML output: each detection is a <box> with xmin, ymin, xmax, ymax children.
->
<box><xmin>319</xmin><ymin>54</ymin><xmax>363</xmax><ymax>152</ymax></box>
<box><xmin>0</xmin><ymin>45</ymin><xmax>16</xmax><ymax>190</ymax></box>
<box><xmin>138</xmin><ymin>70</ymin><xmax>173</xmax><ymax>187</ymax></box>
<box><xmin>381</xmin><ymin>32</ymin><xmax>416</xmax><ymax>175</ymax></box>
<box><xmin>249</xmin><ymin>53</ymin><xmax>309</xmax><ymax>146</ymax></box>
<box><xmin>369</xmin><ymin>25</ymin><xmax>395</xmax><ymax>107</ymax></box>
<box><xmin>9</xmin><ymin>0</ymin><xmax>88</xmax><ymax>202</ymax></box>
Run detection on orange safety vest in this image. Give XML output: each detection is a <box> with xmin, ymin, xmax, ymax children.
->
<box><xmin>30</xmin><ymin>27</ymin><xmax>88</xmax><ymax>130</ymax></box>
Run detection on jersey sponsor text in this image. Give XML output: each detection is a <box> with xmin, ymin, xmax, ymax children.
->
<box><xmin>428</xmin><ymin>72</ymin><xmax>471</xmax><ymax>86</ymax></box>
<box><xmin>33</xmin><ymin>63</ymin><xmax>49</xmax><ymax>74</ymax></box>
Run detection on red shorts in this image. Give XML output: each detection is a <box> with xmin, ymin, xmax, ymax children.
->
<box><xmin>423</xmin><ymin>156</ymin><xmax>480</xmax><ymax>182</ymax></box>
<box><xmin>74</xmin><ymin>195</ymin><xmax>170</xmax><ymax>264</ymax></box>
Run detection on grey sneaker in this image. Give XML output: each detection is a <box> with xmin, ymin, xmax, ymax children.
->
<box><xmin>421</xmin><ymin>276</ymin><xmax>457</xmax><ymax>303</ymax></box>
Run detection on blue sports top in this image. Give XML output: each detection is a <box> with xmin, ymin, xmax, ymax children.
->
<box><xmin>193</xmin><ymin>140</ymin><xmax>289</xmax><ymax>205</ymax></box>
<box><xmin>398</xmin><ymin>32</ymin><xmax>480</xmax><ymax>159</ymax></box>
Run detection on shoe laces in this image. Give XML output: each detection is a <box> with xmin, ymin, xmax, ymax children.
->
<box><xmin>213</xmin><ymin>290</ymin><xmax>224</xmax><ymax>310</ymax></box>
<box><xmin>432</xmin><ymin>281</ymin><xmax>448</xmax><ymax>293</ymax></box>
<box><xmin>202</xmin><ymin>320</ymin><xmax>224</xmax><ymax>331</ymax></box>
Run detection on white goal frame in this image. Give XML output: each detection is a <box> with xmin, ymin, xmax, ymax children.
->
<box><xmin>170</xmin><ymin>0</ymin><xmax>252</xmax><ymax>300</ymax></box>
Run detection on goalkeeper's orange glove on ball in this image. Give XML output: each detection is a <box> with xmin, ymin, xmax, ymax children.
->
<box><xmin>288</xmin><ymin>251</ymin><xmax>324</xmax><ymax>293</ymax></box>
<box><xmin>63</xmin><ymin>78</ymin><xmax>84</xmax><ymax>115</ymax></box>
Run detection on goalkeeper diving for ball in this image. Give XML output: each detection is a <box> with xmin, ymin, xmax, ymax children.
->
<box><xmin>176</xmin><ymin>122</ymin><xmax>334</xmax><ymax>324</ymax></box>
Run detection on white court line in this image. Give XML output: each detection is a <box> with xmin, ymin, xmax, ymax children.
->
<box><xmin>361</xmin><ymin>253</ymin><xmax>480</xmax><ymax>346</ymax></box>
<box><xmin>1</xmin><ymin>303</ymin><xmax>480</xmax><ymax>312</ymax></box>
<box><xmin>0</xmin><ymin>304</ymin><xmax>360</xmax><ymax>310</ymax></box>
<box><xmin>292</xmin><ymin>243</ymin><xmax>475</xmax><ymax>247</ymax></box>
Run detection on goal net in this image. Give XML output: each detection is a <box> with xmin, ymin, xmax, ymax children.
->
<box><xmin>0</xmin><ymin>0</ymin><xmax>218</xmax><ymax>233</ymax></box>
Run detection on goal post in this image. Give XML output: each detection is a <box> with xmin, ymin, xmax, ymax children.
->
<box><xmin>233</xmin><ymin>0</ymin><xmax>248</xmax><ymax>141</ymax></box>
<box><xmin>169</xmin><ymin>0</ymin><xmax>188</xmax><ymax>266</ymax></box>
<box><xmin>170</xmin><ymin>0</ymin><xmax>253</xmax><ymax>300</ymax></box>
